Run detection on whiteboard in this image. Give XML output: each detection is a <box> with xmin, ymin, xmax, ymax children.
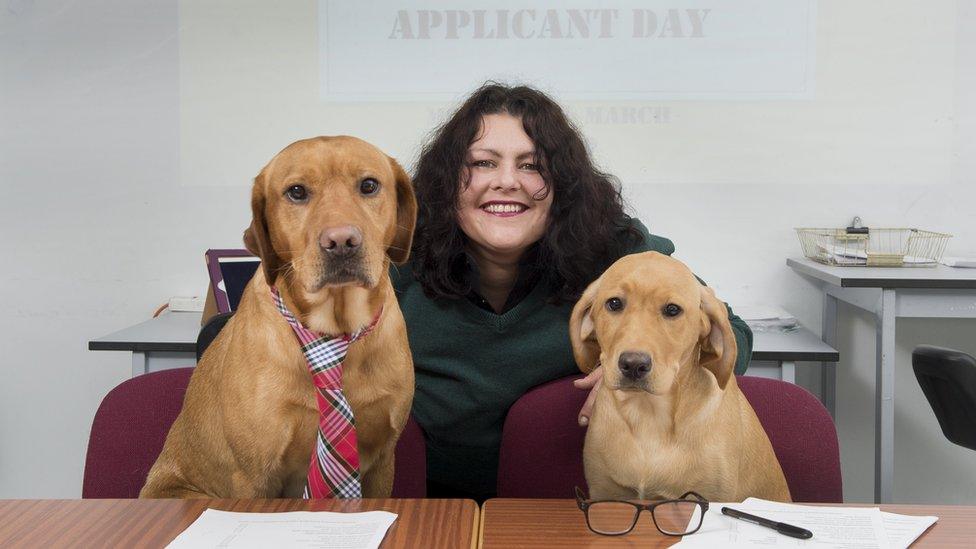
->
<box><xmin>178</xmin><ymin>0</ymin><xmax>960</xmax><ymax>188</ymax></box>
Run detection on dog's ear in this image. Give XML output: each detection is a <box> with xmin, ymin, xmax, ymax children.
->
<box><xmin>698</xmin><ymin>285</ymin><xmax>737</xmax><ymax>389</ymax></box>
<box><xmin>570</xmin><ymin>275</ymin><xmax>603</xmax><ymax>373</ymax></box>
<box><xmin>244</xmin><ymin>168</ymin><xmax>284</xmax><ymax>285</ymax></box>
<box><xmin>387</xmin><ymin>156</ymin><xmax>417</xmax><ymax>265</ymax></box>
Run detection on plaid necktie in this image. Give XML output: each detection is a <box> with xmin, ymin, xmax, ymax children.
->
<box><xmin>270</xmin><ymin>286</ymin><xmax>382</xmax><ymax>499</ymax></box>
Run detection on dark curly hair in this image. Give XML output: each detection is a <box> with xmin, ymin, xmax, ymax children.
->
<box><xmin>411</xmin><ymin>82</ymin><xmax>642</xmax><ymax>304</ymax></box>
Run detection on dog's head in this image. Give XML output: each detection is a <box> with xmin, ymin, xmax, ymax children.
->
<box><xmin>244</xmin><ymin>136</ymin><xmax>417</xmax><ymax>297</ymax></box>
<box><xmin>569</xmin><ymin>251</ymin><xmax>737</xmax><ymax>395</ymax></box>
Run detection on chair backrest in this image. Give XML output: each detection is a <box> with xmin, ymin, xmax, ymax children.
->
<box><xmin>83</xmin><ymin>368</ymin><xmax>426</xmax><ymax>498</ymax></box>
<box><xmin>737</xmin><ymin>376</ymin><xmax>843</xmax><ymax>503</ymax></box>
<box><xmin>83</xmin><ymin>368</ymin><xmax>192</xmax><ymax>498</ymax></box>
<box><xmin>497</xmin><ymin>375</ymin><xmax>843</xmax><ymax>503</ymax></box>
<box><xmin>496</xmin><ymin>376</ymin><xmax>588</xmax><ymax>499</ymax></box>
<box><xmin>196</xmin><ymin>312</ymin><xmax>234</xmax><ymax>362</ymax></box>
<box><xmin>913</xmin><ymin>344</ymin><xmax>976</xmax><ymax>451</ymax></box>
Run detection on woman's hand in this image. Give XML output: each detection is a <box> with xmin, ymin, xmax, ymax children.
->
<box><xmin>573</xmin><ymin>366</ymin><xmax>603</xmax><ymax>427</ymax></box>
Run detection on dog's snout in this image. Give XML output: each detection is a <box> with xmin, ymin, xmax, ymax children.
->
<box><xmin>618</xmin><ymin>351</ymin><xmax>651</xmax><ymax>381</ymax></box>
<box><xmin>320</xmin><ymin>225</ymin><xmax>363</xmax><ymax>257</ymax></box>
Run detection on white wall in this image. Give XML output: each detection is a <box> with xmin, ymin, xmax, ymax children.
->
<box><xmin>1</xmin><ymin>0</ymin><xmax>974</xmax><ymax>502</ymax></box>
<box><xmin>0</xmin><ymin>0</ymin><xmax>249</xmax><ymax>497</ymax></box>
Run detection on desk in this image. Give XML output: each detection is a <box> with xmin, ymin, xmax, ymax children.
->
<box><xmin>0</xmin><ymin>498</ymin><xmax>479</xmax><ymax>548</ymax></box>
<box><xmin>788</xmin><ymin>257</ymin><xmax>976</xmax><ymax>504</ymax></box>
<box><xmin>89</xmin><ymin>311</ymin><xmax>200</xmax><ymax>376</ymax></box>
<box><xmin>89</xmin><ymin>311</ymin><xmax>839</xmax><ymax>382</ymax></box>
<box><xmin>479</xmin><ymin>498</ymin><xmax>975</xmax><ymax>548</ymax></box>
<box><xmin>750</xmin><ymin>324</ymin><xmax>839</xmax><ymax>384</ymax></box>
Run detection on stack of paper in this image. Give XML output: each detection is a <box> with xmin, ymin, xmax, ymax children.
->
<box><xmin>815</xmin><ymin>244</ymin><xmax>936</xmax><ymax>266</ymax></box>
<box><xmin>674</xmin><ymin>498</ymin><xmax>937</xmax><ymax>549</ymax></box>
<box><xmin>733</xmin><ymin>305</ymin><xmax>799</xmax><ymax>333</ymax></box>
<box><xmin>940</xmin><ymin>256</ymin><xmax>976</xmax><ymax>268</ymax></box>
<box><xmin>166</xmin><ymin>509</ymin><xmax>398</xmax><ymax>549</ymax></box>
<box><xmin>818</xmin><ymin>244</ymin><xmax>869</xmax><ymax>266</ymax></box>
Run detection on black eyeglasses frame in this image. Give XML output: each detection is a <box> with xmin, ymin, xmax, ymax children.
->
<box><xmin>574</xmin><ymin>486</ymin><xmax>710</xmax><ymax>537</ymax></box>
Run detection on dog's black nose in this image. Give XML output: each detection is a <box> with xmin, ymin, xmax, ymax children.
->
<box><xmin>320</xmin><ymin>225</ymin><xmax>363</xmax><ymax>257</ymax></box>
<box><xmin>618</xmin><ymin>351</ymin><xmax>651</xmax><ymax>381</ymax></box>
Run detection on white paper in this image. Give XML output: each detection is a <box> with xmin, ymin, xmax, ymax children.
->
<box><xmin>166</xmin><ymin>509</ymin><xmax>397</xmax><ymax>549</ymax></box>
<box><xmin>879</xmin><ymin>512</ymin><xmax>937</xmax><ymax>548</ymax></box>
<box><xmin>675</xmin><ymin>499</ymin><xmax>939</xmax><ymax>549</ymax></box>
<box><xmin>940</xmin><ymin>256</ymin><xmax>976</xmax><ymax>268</ymax></box>
<box><xmin>732</xmin><ymin>305</ymin><xmax>798</xmax><ymax>323</ymax></box>
<box><xmin>814</xmin><ymin>244</ymin><xmax>937</xmax><ymax>266</ymax></box>
<box><xmin>732</xmin><ymin>305</ymin><xmax>800</xmax><ymax>332</ymax></box>
<box><xmin>745</xmin><ymin>499</ymin><xmax>938</xmax><ymax>549</ymax></box>
<box><xmin>674</xmin><ymin>499</ymin><xmax>889</xmax><ymax>549</ymax></box>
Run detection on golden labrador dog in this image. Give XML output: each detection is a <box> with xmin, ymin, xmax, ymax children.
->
<box><xmin>569</xmin><ymin>251</ymin><xmax>790</xmax><ymax>503</ymax></box>
<box><xmin>141</xmin><ymin>136</ymin><xmax>417</xmax><ymax>498</ymax></box>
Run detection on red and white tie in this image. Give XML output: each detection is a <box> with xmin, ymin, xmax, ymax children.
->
<box><xmin>270</xmin><ymin>286</ymin><xmax>381</xmax><ymax>499</ymax></box>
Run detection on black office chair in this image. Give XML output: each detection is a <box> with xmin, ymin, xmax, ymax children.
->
<box><xmin>196</xmin><ymin>312</ymin><xmax>234</xmax><ymax>361</ymax></box>
<box><xmin>912</xmin><ymin>345</ymin><xmax>976</xmax><ymax>451</ymax></box>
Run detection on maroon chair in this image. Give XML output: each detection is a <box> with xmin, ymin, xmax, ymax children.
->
<box><xmin>83</xmin><ymin>367</ymin><xmax>426</xmax><ymax>498</ymax></box>
<box><xmin>497</xmin><ymin>375</ymin><xmax>842</xmax><ymax>503</ymax></box>
<box><xmin>736</xmin><ymin>376</ymin><xmax>843</xmax><ymax>503</ymax></box>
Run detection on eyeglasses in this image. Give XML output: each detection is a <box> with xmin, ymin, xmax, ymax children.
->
<box><xmin>575</xmin><ymin>486</ymin><xmax>709</xmax><ymax>536</ymax></box>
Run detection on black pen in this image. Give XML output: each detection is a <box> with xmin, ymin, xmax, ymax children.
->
<box><xmin>721</xmin><ymin>507</ymin><xmax>813</xmax><ymax>540</ymax></box>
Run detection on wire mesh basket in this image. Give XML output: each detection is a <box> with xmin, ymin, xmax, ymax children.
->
<box><xmin>795</xmin><ymin>228</ymin><xmax>951</xmax><ymax>267</ymax></box>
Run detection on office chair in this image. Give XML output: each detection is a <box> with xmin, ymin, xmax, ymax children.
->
<box><xmin>912</xmin><ymin>345</ymin><xmax>976</xmax><ymax>451</ymax></box>
<box><xmin>497</xmin><ymin>375</ymin><xmax>843</xmax><ymax>503</ymax></box>
<box><xmin>84</xmin><ymin>371</ymin><xmax>428</xmax><ymax>498</ymax></box>
<box><xmin>197</xmin><ymin>311</ymin><xmax>234</xmax><ymax>361</ymax></box>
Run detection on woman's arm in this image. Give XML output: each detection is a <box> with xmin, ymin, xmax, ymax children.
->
<box><xmin>723</xmin><ymin>302</ymin><xmax>753</xmax><ymax>376</ymax></box>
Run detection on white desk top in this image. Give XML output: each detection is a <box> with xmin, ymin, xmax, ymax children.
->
<box><xmin>89</xmin><ymin>311</ymin><xmax>201</xmax><ymax>353</ymax></box>
<box><xmin>787</xmin><ymin>257</ymin><xmax>976</xmax><ymax>289</ymax></box>
<box><xmin>89</xmin><ymin>310</ymin><xmax>839</xmax><ymax>363</ymax></box>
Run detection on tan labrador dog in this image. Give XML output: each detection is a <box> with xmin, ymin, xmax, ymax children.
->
<box><xmin>569</xmin><ymin>251</ymin><xmax>790</xmax><ymax>503</ymax></box>
<box><xmin>141</xmin><ymin>136</ymin><xmax>417</xmax><ymax>498</ymax></box>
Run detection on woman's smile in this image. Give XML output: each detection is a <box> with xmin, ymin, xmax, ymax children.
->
<box><xmin>481</xmin><ymin>200</ymin><xmax>529</xmax><ymax>217</ymax></box>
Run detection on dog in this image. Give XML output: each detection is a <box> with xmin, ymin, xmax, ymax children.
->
<box><xmin>569</xmin><ymin>251</ymin><xmax>791</xmax><ymax>503</ymax></box>
<box><xmin>141</xmin><ymin>136</ymin><xmax>417</xmax><ymax>498</ymax></box>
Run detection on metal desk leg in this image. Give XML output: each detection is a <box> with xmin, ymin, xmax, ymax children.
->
<box><xmin>780</xmin><ymin>361</ymin><xmax>796</xmax><ymax>384</ymax></box>
<box><xmin>131</xmin><ymin>351</ymin><xmax>148</xmax><ymax>378</ymax></box>
<box><xmin>875</xmin><ymin>289</ymin><xmax>896</xmax><ymax>504</ymax></box>
<box><xmin>821</xmin><ymin>293</ymin><xmax>838</xmax><ymax>417</ymax></box>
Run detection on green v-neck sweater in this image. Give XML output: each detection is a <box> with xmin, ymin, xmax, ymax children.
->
<box><xmin>390</xmin><ymin>220</ymin><xmax>753</xmax><ymax>498</ymax></box>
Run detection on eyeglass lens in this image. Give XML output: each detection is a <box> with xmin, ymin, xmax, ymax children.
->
<box><xmin>652</xmin><ymin>500</ymin><xmax>704</xmax><ymax>535</ymax></box>
<box><xmin>585</xmin><ymin>501</ymin><xmax>640</xmax><ymax>535</ymax></box>
<box><xmin>586</xmin><ymin>500</ymin><xmax>703</xmax><ymax>536</ymax></box>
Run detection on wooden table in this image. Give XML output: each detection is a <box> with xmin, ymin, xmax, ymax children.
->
<box><xmin>0</xmin><ymin>498</ymin><xmax>479</xmax><ymax>548</ymax></box>
<box><xmin>479</xmin><ymin>499</ymin><xmax>976</xmax><ymax>548</ymax></box>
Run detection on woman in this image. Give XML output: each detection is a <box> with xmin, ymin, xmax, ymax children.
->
<box><xmin>391</xmin><ymin>83</ymin><xmax>752</xmax><ymax>500</ymax></box>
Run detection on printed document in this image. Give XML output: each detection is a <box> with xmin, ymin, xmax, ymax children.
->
<box><xmin>673</xmin><ymin>498</ymin><xmax>936</xmax><ymax>549</ymax></box>
<box><xmin>166</xmin><ymin>508</ymin><xmax>397</xmax><ymax>549</ymax></box>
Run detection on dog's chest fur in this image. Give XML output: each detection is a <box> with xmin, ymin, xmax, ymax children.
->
<box><xmin>587</xmin><ymin>389</ymin><xmax>736</xmax><ymax>500</ymax></box>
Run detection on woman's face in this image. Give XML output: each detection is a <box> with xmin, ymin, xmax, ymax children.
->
<box><xmin>457</xmin><ymin>113</ymin><xmax>553</xmax><ymax>261</ymax></box>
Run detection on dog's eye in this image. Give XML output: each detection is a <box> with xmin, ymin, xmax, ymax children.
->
<box><xmin>359</xmin><ymin>178</ymin><xmax>380</xmax><ymax>196</ymax></box>
<box><xmin>285</xmin><ymin>184</ymin><xmax>308</xmax><ymax>203</ymax></box>
<box><xmin>663</xmin><ymin>303</ymin><xmax>682</xmax><ymax>317</ymax></box>
<box><xmin>605</xmin><ymin>297</ymin><xmax>624</xmax><ymax>312</ymax></box>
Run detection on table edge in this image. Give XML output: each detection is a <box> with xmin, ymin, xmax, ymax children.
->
<box><xmin>88</xmin><ymin>341</ymin><xmax>197</xmax><ymax>352</ymax></box>
<box><xmin>787</xmin><ymin>257</ymin><xmax>976</xmax><ymax>289</ymax></box>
